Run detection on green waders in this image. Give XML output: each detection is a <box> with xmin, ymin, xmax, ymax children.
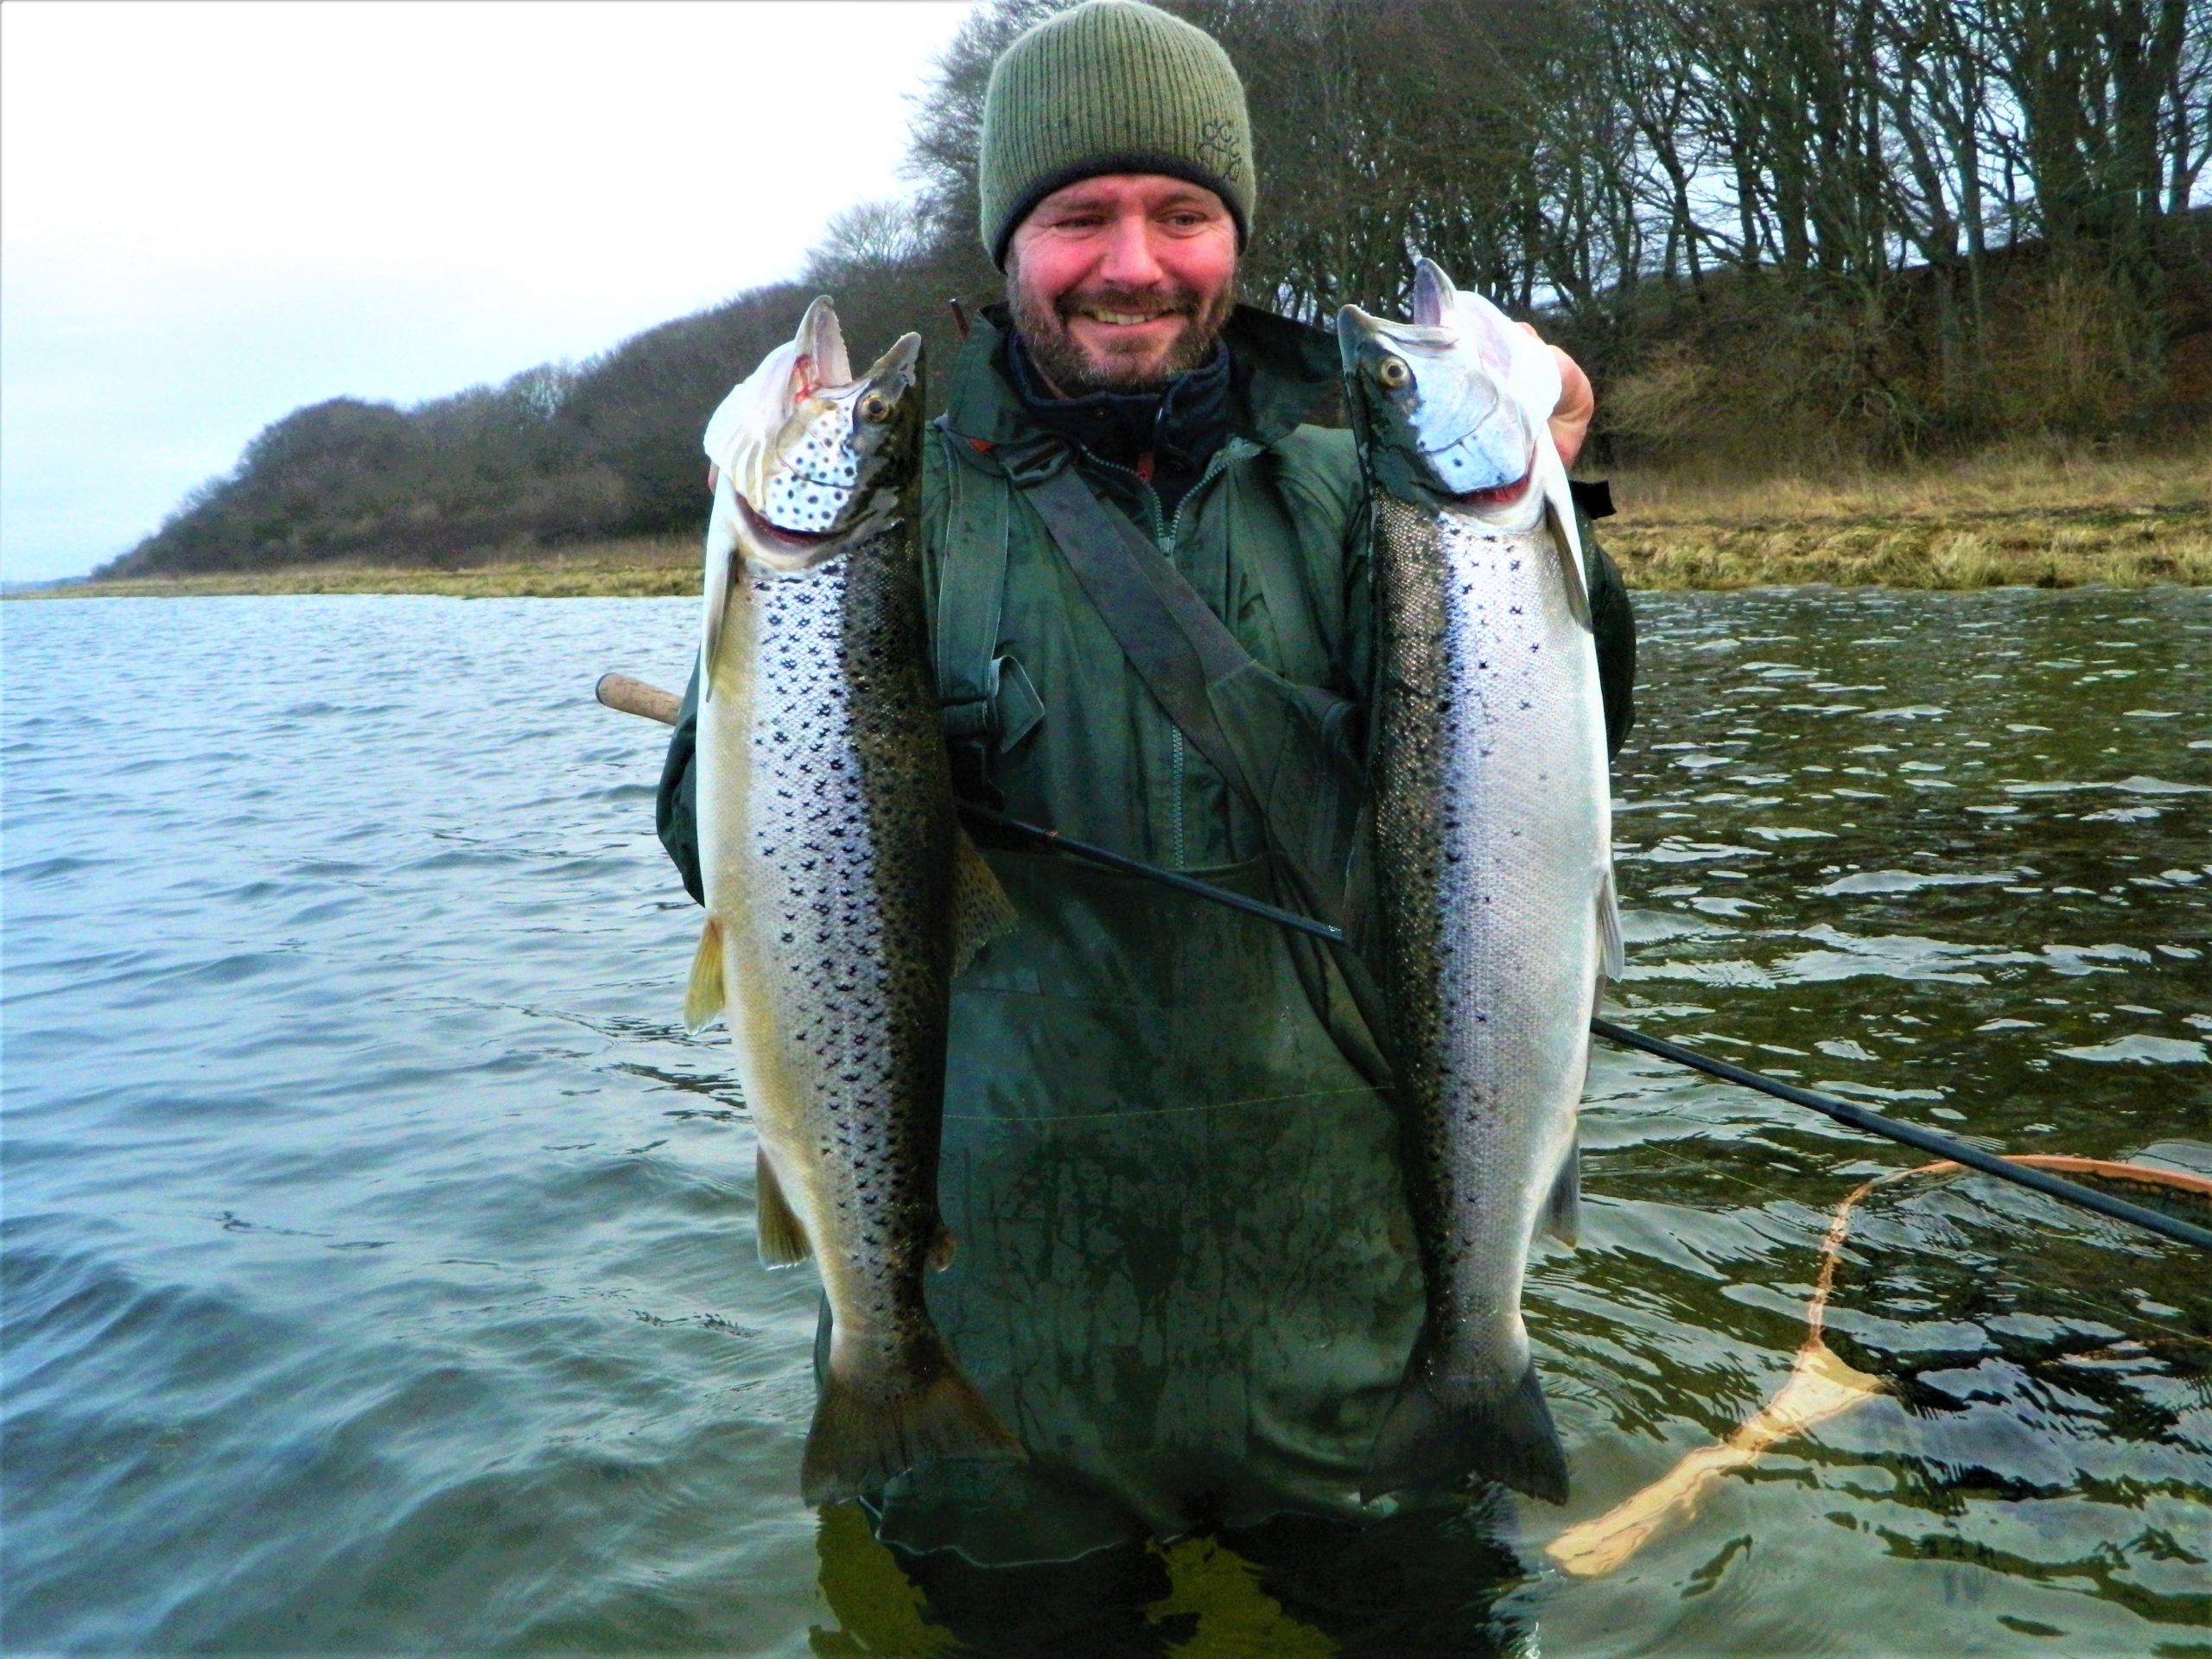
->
<box><xmin>865</xmin><ymin>850</ymin><xmax>1421</xmax><ymax>1564</ymax></box>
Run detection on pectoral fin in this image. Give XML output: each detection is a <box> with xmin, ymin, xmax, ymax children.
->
<box><xmin>950</xmin><ymin>829</ymin><xmax>1017</xmax><ymax>974</ymax></box>
<box><xmin>700</xmin><ymin>483</ymin><xmax>742</xmax><ymax>702</ymax></box>
<box><xmin>1343</xmin><ymin>801</ymin><xmax>1383</xmax><ymax>967</ymax></box>
<box><xmin>683</xmin><ymin>915</ymin><xmax>726</xmax><ymax>1033</ymax></box>
<box><xmin>1541</xmin><ymin>450</ymin><xmax>1592</xmax><ymax>632</ymax></box>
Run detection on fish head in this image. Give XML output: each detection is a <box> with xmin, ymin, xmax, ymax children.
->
<box><xmin>703</xmin><ymin>296</ymin><xmax>923</xmax><ymax>573</ymax></box>
<box><xmin>1337</xmin><ymin>258</ymin><xmax>1560</xmax><ymax>526</ymax></box>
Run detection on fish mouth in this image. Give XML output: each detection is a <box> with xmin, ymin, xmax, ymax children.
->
<box><xmin>1447</xmin><ymin>464</ymin><xmax>1535</xmax><ymax>511</ymax></box>
<box><xmin>735</xmin><ymin>493</ymin><xmax>849</xmax><ymax>563</ymax></box>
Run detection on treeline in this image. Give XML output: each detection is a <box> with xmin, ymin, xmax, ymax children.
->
<box><xmin>107</xmin><ymin>0</ymin><xmax>2210</xmax><ymax>577</ymax></box>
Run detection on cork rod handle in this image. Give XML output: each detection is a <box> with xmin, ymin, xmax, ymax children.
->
<box><xmin>594</xmin><ymin>672</ymin><xmax>680</xmax><ymax>727</ymax></box>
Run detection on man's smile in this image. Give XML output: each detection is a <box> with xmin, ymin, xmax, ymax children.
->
<box><xmin>1077</xmin><ymin>307</ymin><xmax>1179</xmax><ymax>327</ymax></box>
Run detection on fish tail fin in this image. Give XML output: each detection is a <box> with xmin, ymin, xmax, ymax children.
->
<box><xmin>800</xmin><ymin>1334</ymin><xmax>1023</xmax><ymax>1506</ymax></box>
<box><xmin>1363</xmin><ymin>1336</ymin><xmax>1568</xmax><ymax>1506</ymax></box>
<box><xmin>683</xmin><ymin>915</ymin><xmax>726</xmax><ymax>1033</ymax></box>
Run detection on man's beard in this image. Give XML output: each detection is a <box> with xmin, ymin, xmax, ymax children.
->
<box><xmin>1008</xmin><ymin>263</ymin><xmax>1236</xmax><ymax>396</ymax></box>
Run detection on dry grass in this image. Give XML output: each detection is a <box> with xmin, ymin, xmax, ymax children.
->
<box><xmin>1601</xmin><ymin>441</ymin><xmax>2211</xmax><ymax>589</ymax></box>
<box><xmin>17</xmin><ymin>537</ymin><xmax>702</xmax><ymax>601</ymax></box>
<box><xmin>16</xmin><ymin>442</ymin><xmax>2211</xmax><ymax>598</ymax></box>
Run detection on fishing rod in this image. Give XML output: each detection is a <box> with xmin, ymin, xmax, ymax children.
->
<box><xmin>596</xmin><ymin>671</ymin><xmax>2212</xmax><ymax>1255</ymax></box>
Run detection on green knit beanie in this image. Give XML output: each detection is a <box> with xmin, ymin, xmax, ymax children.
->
<box><xmin>978</xmin><ymin>0</ymin><xmax>1254</xmax><ymax>268</ymax></box>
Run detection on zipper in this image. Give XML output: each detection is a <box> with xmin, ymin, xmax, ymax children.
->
<box><xmin>1162</xmin><ymin>441</ymin><xmax>1251</xmax><ymax>557</ymax></box>
<box><xmin>1163</xmin><ymin>442</ymin><xmax>1250</xmax><ymax>871</ymax></box>
<box><xmin>1170</xmin><ymin>728</ymin><xmax>1187</xmax><ymax>870</ymax></box>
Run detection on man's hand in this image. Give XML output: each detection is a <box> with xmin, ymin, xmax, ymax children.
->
<box><xmin>1516</xmin><ymin>322</ymin><xmax>1593</xmax><ymax>471</ymax></box>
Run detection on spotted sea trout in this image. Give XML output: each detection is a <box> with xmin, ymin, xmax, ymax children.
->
<box><xmin>1338</xmin><ymin>259</ymin><xmax>1622</xmax><ymax>1505</ymax></box>
<box><xmin>687</xmin><ymin>296</ymin><xmax>1020</xmax><ymax>1504</ymax></box>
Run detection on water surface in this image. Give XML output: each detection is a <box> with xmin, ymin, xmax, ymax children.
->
<box><xmin>3</xmin><ymin>588</ymin><xmax>2205</xmax><ymax>1655</ymax></box>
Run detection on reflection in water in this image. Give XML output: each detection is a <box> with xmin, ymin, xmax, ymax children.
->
<box><xmin>1548</xmin><ymin>1155</ymin><xmax>2212</xmax><ymax>1580</ymax></box>
<box><xmin>812</xmin><ymin>1503</ymin><xmax>960</xmax><ymax>1657</ymax></box>
<box><xmin>819</xmin><ymin>1499</ymin><xmax>1534</xmax><ymax>1658</ymax></box>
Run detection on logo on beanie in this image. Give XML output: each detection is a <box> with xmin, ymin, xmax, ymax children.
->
<box><xmin>1198</xmin><ymin>118</ymin><xmax>1243</xmax><ymax>184</ymax></box>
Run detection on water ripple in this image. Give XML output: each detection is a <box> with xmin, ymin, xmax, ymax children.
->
<box><xmin>4</xmin><ymin>589</ymin><xmax>2208</xmax><ymax>1656</ymax></box>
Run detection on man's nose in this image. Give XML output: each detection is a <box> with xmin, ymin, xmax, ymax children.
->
<box><xmin>1095</xmin><ymin>211</ymin><xmax>1166</xmax><ymax>289</ymax></box>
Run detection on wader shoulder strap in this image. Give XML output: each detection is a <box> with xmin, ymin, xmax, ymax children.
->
<box><xmin>1000</xmin><ymin>435</ymin><xmax>1393</xmax><ymax>1089</ymax></box>
<box><xmin>931</xmin><ymin>434</ymin><xmax>1012</xmax><ymax>747</ymax></box>
<box><xmin>998</xmin><ymin>440</ymin><xmax>1265</xmax><ymax>811</ymax></box>
<box><xmin>931</xmin><ymin>427</ymin><xmax>1045</xmax><ymax>802</ymax></box>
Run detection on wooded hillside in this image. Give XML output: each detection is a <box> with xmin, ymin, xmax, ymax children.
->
<box><xmin>103</xmin><ymin>0</ymin><xmax>2210</xmax><ymax>578</ymax></box>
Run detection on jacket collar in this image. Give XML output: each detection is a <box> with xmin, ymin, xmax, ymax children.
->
<box><xmin>940</xmin><ymin>302</ymin><xmax>1343</xmax><ymax>454</ymax></box>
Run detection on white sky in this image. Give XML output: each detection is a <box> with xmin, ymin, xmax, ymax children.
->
<box><xmin>0</xmin><ymin>0</ymin><xmax>976</xmax><ymax>582</ymax></box>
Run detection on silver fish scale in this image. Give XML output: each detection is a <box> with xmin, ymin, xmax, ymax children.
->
<box><xmin>741</xmin><ymin>535</ymin><xmax>953</xmax><ymax>1381</ymax></box>
<box><xmin>1370</xmin><ymin>492</ymin><xmax>1603</xmax><ymax>1370</ymax></box>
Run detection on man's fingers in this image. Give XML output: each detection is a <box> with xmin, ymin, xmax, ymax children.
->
<box><xmin>1516</xmin><ymin>321</ymin><xmax>1593</xmax><ymax>470</ymax></box>
<box><xmin>1549</xmin><ymin>346</ymin><xmax>1593</xmax><ymax>471</ymax></box>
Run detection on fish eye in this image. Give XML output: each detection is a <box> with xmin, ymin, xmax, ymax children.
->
<box><xmin>1373</xmin><ymin>355</ymin><xmax>1411</xmax><ymax>391</ymax></box>
<box><xmin>858</xmin><ymin>391</ymin><xmax>893</xmax><ymax>424</ymax></box>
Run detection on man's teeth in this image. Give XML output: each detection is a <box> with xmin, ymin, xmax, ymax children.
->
<box><xmin>1086</xmin><ymin>309</ymin><xmax>1169</xmax><ymax>326</ymax></box>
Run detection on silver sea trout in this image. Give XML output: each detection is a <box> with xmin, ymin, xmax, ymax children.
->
<box><xmin>1338</xmin><ymin>259</ymin><xmax>1622</xmax><ymax>1505</ymax></box>
<box><xmin>688</xmin><ymin>296</ymin><xmax>1020</xmax><ymax>1504</ymax></box>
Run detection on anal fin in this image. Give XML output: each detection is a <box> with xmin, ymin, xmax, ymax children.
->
<box><xmin>683</xmin><ymin>915</ymin><xmax>726</xmax><ymax>1033</ymax></box>
<box><xmin>755</xmin><ymin>1147</ymin><xmax>811</xmax><ymax>1267</ymax></box>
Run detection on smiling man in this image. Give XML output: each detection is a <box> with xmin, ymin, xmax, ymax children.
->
<box><xmin>658</xmin><ymin>0</ymin><xmax>1634</xmax><ymax>1575</ymax></box>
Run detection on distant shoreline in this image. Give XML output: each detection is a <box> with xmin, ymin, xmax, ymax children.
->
<box><xmin>17</xmin><ymin>448</ymin><xmax>2209</xmax><ymax>598</ymax></box>
<box><xmin>12</xmin><ymin>537</ymin><xmax>702</xmax><ymax>601</ymax></box>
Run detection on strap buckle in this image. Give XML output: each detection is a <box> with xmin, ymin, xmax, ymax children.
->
<box><xmin>995</xmin><ymin>438</ymin><xmax>1067</xmax><ymax>488</ymax></box>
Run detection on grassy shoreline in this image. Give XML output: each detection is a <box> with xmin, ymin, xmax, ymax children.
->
<box><xmin>1600</xmin><ymin>445</ymin><xmax>2210</xmax><ymax>589</ymax></box>
<box><xmin>17</xmin><ymin>448</ymin><xmax>2209</xmax><ymax>599</ymax></box>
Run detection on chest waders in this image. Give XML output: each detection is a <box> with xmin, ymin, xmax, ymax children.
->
<box><xmin>855</xmin><ymin>428</ymin><xmax>1424</xmax><ymax>1565</ymax></box>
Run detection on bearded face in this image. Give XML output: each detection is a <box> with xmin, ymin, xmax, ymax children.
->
<box><xmin>1002</xmin><ymin>174</ymin><xmax>1240</xmax><ymax>397</ymax></box>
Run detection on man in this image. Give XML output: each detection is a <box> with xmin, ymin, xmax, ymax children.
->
<box><xmin>659</xmin><ymin>0</ymin><xmax>1634</xmax><ymax>1565</ymax></box>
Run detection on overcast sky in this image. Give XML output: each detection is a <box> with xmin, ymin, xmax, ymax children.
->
<box><xmin>0</xmin><ymin>1</ymin><xmax>976</xmax><ymax>583</ymax></box>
